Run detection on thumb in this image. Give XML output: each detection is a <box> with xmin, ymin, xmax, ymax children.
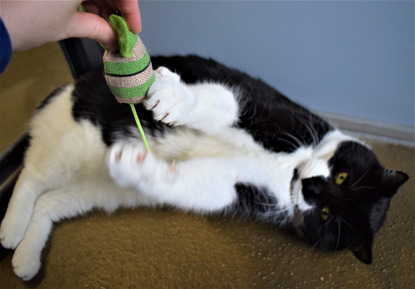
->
<box><xmin>68</xmin><ymin>12</ymin><xmax>118</xmax><ymax>51</ymax></box>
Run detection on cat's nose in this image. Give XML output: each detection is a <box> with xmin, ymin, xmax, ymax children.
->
<box><xmin>301</xmin><ymin>178</ymin><xmax>313</xmax><ymax>189</ymax></box>
<box><xmin>301</xmin><ymin>176</ymin><xmax>326</xmax><ymax>199</ymax></box>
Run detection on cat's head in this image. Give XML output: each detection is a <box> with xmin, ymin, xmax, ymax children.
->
<box><xmin>299</xmin><ymin>141</ymin><xmax>408</xmax><ymax>264</ymax></box>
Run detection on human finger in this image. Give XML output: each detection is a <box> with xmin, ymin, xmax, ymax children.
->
<box><xmin>86</xmin><ymin>0</ymin><xmax>114</xmax><ymax>20</ymax></box>
<box><xmin>81</xmin><ymin>1</ymin><xmax>100</xmax><ymax>15</ymax></box>
<box><xmin>116</xmin><ymin>0</ymin><xmax>142</xmax><ymax>33</ymax></box>
<box><xmin>68</xmin><ymin>12</ymin><xmax>118</xmax><ymax>51</ymax></box>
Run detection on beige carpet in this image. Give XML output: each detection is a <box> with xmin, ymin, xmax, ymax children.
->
<box><xmin>0</xmin><ymin>44</ymin><xmax>414</xmax><ymax>289</ymax></box>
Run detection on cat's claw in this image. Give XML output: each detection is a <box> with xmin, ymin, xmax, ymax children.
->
<box><xmin>144</xmin><ymin>67</ymin><xmax>197</xmax><ymax>126</ymax></box>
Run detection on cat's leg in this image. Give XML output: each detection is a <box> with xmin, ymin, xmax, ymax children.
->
<box><xmin>107</xmin><ymin>142</ymin><xmax>239</xmax><ymax>212</ymax></box>
<box><xmin>10</xmin><ymin>187</ymin><xmax>96</xmax><ymax>281</ymax></box>
<box><xmin>0</xmin><ymin>141</ymin><xmax>83</xmax><ymax>250</ymax></box>
<box><xmin>1</xmin><ymin>88</ymin><xmax>85</xmax><ymax>249</ymax></box>
<box><xmin>0</xmin><ymin>166</ymin><xmax>65</xmax><ymax>250</ymax></box>
<box><xmin>144</xmin><ymin>67</ymin><xmax>239</xmax><ymax>134</ymax></box>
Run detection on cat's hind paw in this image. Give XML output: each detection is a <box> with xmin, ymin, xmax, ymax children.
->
<box><xmin>0</xmin><ymin>216</ymin><xmax>26</xmax><ymax>250</ymax></box>
<box><xmin>12</xmin><ymin>243</ymin><xmax>41</xmax><ymax>281</ymax></box>
<box><xmin>144</xmin><ymin>67</ymin><xmax>197</xmax><ymax>126</ymax></box>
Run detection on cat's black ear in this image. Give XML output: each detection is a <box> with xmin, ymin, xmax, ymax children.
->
<box><xmin>380</xmin><ymin>170</ymin><xmax>409</xmax><ymax>197</ymax></box>
<box><xmin>350</xmin><ymin>239</ymin><xmax>373</xmax><ymax>264</ymax></box>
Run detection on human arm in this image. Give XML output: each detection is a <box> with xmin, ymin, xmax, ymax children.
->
<box><xmin>0</xmin><ymin>0</ymin><xmax>141</xmax><ymax>52</ymax></box>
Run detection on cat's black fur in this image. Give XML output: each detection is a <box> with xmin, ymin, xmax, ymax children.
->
<box><xmin>67</xmin><ymin>55</ymin><xmax>409</xmax><ymax>264</ymax></box>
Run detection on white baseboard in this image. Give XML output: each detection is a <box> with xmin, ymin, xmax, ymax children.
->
<box><xmin>318</xmin><ymin>112</ymin><xmax>414</xmax><ymax>146</ymax></box>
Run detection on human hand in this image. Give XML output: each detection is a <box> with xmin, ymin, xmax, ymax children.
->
<box><xmin>0</xmin><ymin>0</ymin><xmax>141</xmax><ymax>52</ymax></box>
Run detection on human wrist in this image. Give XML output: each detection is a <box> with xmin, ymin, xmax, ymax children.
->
<box><xmin>0</xmin><ymin>17</ymin><xmax>12</xmax><ymax>73</ymax></box>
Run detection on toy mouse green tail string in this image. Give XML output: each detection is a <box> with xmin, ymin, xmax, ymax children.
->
<box><xmin>103</xmin><ymin>14</ymin><xmax>154</xmax><ymax>154</ymax></box>
<box><xmin>130</xmin><ymin>103</ymin><xmax>151</xmax><ymax>153</ymax></box>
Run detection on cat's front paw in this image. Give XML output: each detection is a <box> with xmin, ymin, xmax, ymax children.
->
<box><xmin>144</xmin><ymin>67</ymin><xmax>197</xmax><ymax>126</ymax></box>
<box><xmin>107</xmin><ymin>143</ymin><xmax>178</xmax><ymax>189</ymax></box>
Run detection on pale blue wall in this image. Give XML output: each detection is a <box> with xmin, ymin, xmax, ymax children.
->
<box><xmin>139</xmin><ymin>1</ymin><xmax>414</xmax><ymax>127</ymax></box>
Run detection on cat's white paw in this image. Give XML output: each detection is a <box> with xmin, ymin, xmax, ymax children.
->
<box><xmin>12</xmin><ymin>243</ymin><xmax>41</xmax><ymax>281</ymax></box>
<box><xmin>145</xmin><ymin>67</ymin><xmax>197</xmax><ymax>126</ymax></box>
<box><xmin>0</xmin><ymin>215</ymin><xmax>27</xmax><ymax>249</ymax></box>
<box><xmin>107</xmin><ymin>143</ymin><xmax>178</xmax><ymax>189</ymax></box>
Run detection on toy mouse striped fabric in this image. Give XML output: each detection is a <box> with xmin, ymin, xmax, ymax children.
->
<box><xmin>103</xmin><ymin>14</ymin><xmax>155</xmax><ymax>104</ymax></box>
<box><xmin>103</xmin><ymin>14</ymin><xmax>153</xmax><ymax>152</ymax></box>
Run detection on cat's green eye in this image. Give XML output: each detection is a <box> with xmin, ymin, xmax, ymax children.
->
<box><xmin>335</xmin><ymin>172</ymin><xmax>348</xmax><ymax>185</ymax></box>
<box><xmin>320</xmin><ymin>206</ymin><xmax>330</xmax><ymax>221</ymax></box>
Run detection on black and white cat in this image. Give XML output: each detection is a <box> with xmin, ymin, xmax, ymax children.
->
<box><xmin>0</xmin><ymin>55</ymin><xmax>408</xmax><ymax>280</ymax></box>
